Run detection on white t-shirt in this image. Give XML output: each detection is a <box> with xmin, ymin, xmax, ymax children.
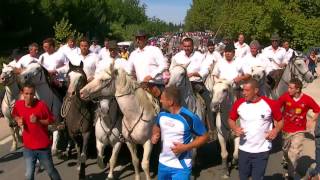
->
<box><xmin>38</xmin><ymin>51</ymin><xmax>66</xmax><ymax>71</ymax></box>
<box><xmin>68</xmin><ymin>53</ymin><xmax>99</xmax><ymax>80</ymax></box>
<box><xmin>230</xmin><ymin>97</ymin><xmax>282</xmax><ymax>153</ymax></box>
<box><xmin>95</xmin><ymin>56</ymin><xmax>127</xmax><ymax>75</ymax></box>
<box><xmin>89</xmin><ymin>44</ymin><xmax>101</xmax><ymax>54</ymax></box>
<box><xmin>241</xmin><ymin>53</ymin><xmax>270</xmax><ymax>75</ymax></box>
<box><xmin>126</xmin><ymin>45</ymin><xmax>167</xmax><ymax>84</ymax></box>
<box><xmin>235</xmin><ymin>42</ymin><xmax>250</xmax><ymax>58</ymax></box>
<box><xmin>204</xmin><ymin>51</ymin><xmax>222</xmax><ymax>64</ymax></box>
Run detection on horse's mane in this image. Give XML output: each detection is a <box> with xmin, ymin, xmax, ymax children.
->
<box><xmin>115</xmin><ymin>69</ymin><xmax>157</xmax><ymax>114</ymax></box>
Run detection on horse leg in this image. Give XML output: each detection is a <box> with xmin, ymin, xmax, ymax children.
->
<box><xmin>216</xmin><ymin>113</ymin><xmax>229</xmax><ymax>178</ymax></box>
<box><xmin>51</xmin><ymin>130</ymin><xmax>59</xmax><ymax>156</ymax></box>
<box><xmin>126</xmin><ymin>142</ymin><xmax>141</xmax><ymax>180</ymax></box>
<box><xmin>96</xmin><ymin>139</ymin><xmax>107</xmax><ymax>169</ymax></box>
<box><xmin>232</xmin><ymin>137</ymin><xmax>240</xmax><ymax>168</ymax></box>
<box><xmin>80</xmin><ymin>131</ymin><xmax>90</xmax><ymax>164</ymax></box>
<box><xmin>9</xmin><ymin>127</ymin><xmax>18</xmax><ymax>152</ymax></box>
<box><xmin>141</xmin><ymin>140</ymin><xmax>152</xmax><ymax>180</ymax></box>
<box><xmin>107</xmin><ymin>142</ymin><xmax>122</xmax><ymax>180</ymax></box>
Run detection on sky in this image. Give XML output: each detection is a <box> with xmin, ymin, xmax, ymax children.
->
<box><xmin>140</xmin><ymin>0</ymin><xmax>192</xmax><ymax>24</ymax></box>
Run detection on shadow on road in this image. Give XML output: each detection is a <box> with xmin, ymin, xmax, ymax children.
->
<box><xmin>264</xmin><ymin>173</ymin><xmax>283</xmax><ymax>179</ymax></box>
<box><xmin>0</xmin><ymin>151</ymin><xmax>22</xmax><ymax>163</ymax></box>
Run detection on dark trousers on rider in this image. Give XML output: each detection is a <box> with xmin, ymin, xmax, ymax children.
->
<box><xmin>238</xmin><ymin>150</ymin><xmax>269</xmax><ymax>180</ymax></box>
<box><xmin>267</xmin><ymin>69</ymin><xmax>284</xmax><ymax>89</ymax></box>
<box><xmin>191</xmin><ymin>81</ymin><xmax>215</xmax><ymax>132</ymax></box>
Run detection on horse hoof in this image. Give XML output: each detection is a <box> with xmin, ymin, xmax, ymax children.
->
<box><xmin>231</xmin><ymin>158</ymin><xmax>238</xmax><ymax>169</ymax></box>
<box><xmin>97</xmin><ymin>156</ymin><xmax>106</xmax><ymax>169</ymax></box>
<box><xmin>79</xmin><ymin>153</ymin><xmax>87</xmax><ymax>163</ymax></box>
<box><xmin>106</xmin><ymin>177</ymin><xmax>114</xmax><ymax>180</ymax></box>
<box><xmin>221</xmin><ymin>174</ymin><xmax>230</xmax><ymax>179</ymax></box>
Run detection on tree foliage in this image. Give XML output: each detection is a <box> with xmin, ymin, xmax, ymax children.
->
<box><xmin>0</xmin><ymin>0</ymin><xmax>179</xmax><ymax>54</ymax></box>
<box><xmin>185</xmin><ymin>0</ymin><xmax>320</xmax><ymax>50</ymax></box>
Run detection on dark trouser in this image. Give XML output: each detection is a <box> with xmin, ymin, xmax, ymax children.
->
<box><xmin>309</xmin><ymin>117</ymin><xmax>320</xmax><ymax>176</ymax></box>
<box><xmin>267</xmin><ymin>69</ymin><xmax>284</xmax><ymax>89</ymax></box>
<box><xmin>238</xmin><ymin>150</ymin><xmax>269</xmax><ymax>180</ymax></box>
<box><xmin>191</xmin><ymin>82</ymin><xmax>215</xmax><ymax>129</ymax></box>
<box><xmin>23</xmin><ymin>147</ymin><xmax>61</xmax><ymax>180</ymax></box>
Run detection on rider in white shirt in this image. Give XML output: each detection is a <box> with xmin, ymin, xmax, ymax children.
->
<box><xmin>234</xmin><ymin>33</ymin><xmax>250</xmax><ymax>59</ymax></box>
<box><xmin>204</xmin><ymin>40</ymin><xmax>222</xmax><ymax>65</ymax></box>
<box><xmin>171</xmin><ymin>37</ymin><xmax>216</xmax><ymax>139</ymax></box>
<box><xmin>89</xmin><ymin>37</ymin><xmax>101</xmax><ymax>54</ymax></box>
<box><xmin>98</xmin><ymin>38</ymin><xmax>110</xmax><ymax>60</ymax></box>
<box><xmin>57</xmin><ymin>37</ymin><xmax>81</xmax><ymax>59</ymax></box>
<box><xmin>126</xmin><ymin>30</ymin><xmax>168</xmax><ymax>97</ymax></box>
<box><xmin>282</xmin><ymin>40</ymin><xmax>297</xmax><ymax>62</ymax></box>
<box><xmin>95</xmin><ymin>41</ymin><xmax>127</xmax><ymax>75</ymax></box>
<box><xmin>262</xmin><ymin>33</ymin><xmax>287</xmax><ymax>88</ymax></box>
<box><xmin>13</xmin><ymin>43</ymin><xmax>39</xmax><ymax>69</ymax></box>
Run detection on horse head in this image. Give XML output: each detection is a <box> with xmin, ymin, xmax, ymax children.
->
<box><xmin>19</xmin><ymin>61</ymin><xmax>44</xmax><ymax>84</ymax></box>
<box><xmin>80</xmin><ymin>64</ymin><xmax>115</xmax><ymax>100</ymax></box>
<box><xmin>167</xmin><ymin>61</ymin><xmax>189</xmax><ymax>87</ymax></box>
<box><xmin>211</xmin><ymin>79</ymin><xmax>232</xmax><ymax>112</ymax></box>
<box><xmin>66</xmin><ymin>61</ymin><xmax>87</xmax><ymax>96</ymax></box>
<box><xmin>0</xmin><ymin>64</ymin><xmax>17</xmax><ymax>85</ymax></box>
<box><xmin>289</xmin><ymin>55</ymin><xmax>313</xmax><ymax>83</ymax></box>
<box><xmin>251</xmin><ymin>65</ymin><xmax>266</xmax><ymax>81</ymax></box>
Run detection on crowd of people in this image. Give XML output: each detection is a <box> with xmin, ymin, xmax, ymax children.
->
<box><xmin>2</xmin><ymin>30</ymin><xmax>320</xmax><ymax>180</ymax></box>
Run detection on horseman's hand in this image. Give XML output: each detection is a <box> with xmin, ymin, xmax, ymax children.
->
<box><xmin>171</xmin><ymin>142</ymin><xmax>188</xmax><ymax>155</ymax></box>
<box><xmin>232</xmin><ymin>126</ymin><xmax>244</xmax><ymax>137</ymax></box>
<box><xmin>233</xmin><ymin>76</ymin><xmax>242</xmax><ymax>83</ymax></box>
<box><xmin>15</xmin><ymin>117</ymin><xmax>24</xmax><ymax>127</ymax></box>
<box><xmin>187</xmin><ymin>72</ymin><xmax>194</xmax><ymax>78</ymax></box>
<box><xmin>143</xmin><ymin>75</ymin><xmax>153</xmax><ymax>82</ymax></box>
<box><xmin>48</xmin><ymin>70</ymin><xmax>58</xmax><ymax>76</ymax></box>
<box><xmin>279</xmin><ymin>63</ymin><xmax>287</xmax><ymax>69</ymax></box>
<box><xmin>265</xmin><ymin>128</ymin><xmax>279</xmax><ymax>140</ymax></box>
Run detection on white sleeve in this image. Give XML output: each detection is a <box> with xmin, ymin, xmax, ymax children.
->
<box><xmin>125</xmin><ymin>53</ymin><xmax>134</xmax><ymax>75</ymax></box>
<box><xmin>199</xmin><ymin>53</ymin><xmax>211</xmax><ymax>79</ymax></box>
<box><xmin>212</xmin><ymin>62</ymin><xmax>220</xmax><ymax>77</ymax></box>
<box><xmin>150</xmin><ymin>47</ymin><xmax>167</xmax><ymax>78</ymax></box>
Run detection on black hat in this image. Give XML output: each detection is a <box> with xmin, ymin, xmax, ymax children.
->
<box><xmin>224</xmin><ymin>43</ymin><xmax>236</xmax><ymax>52</ymax></box>
<box><xmin>207</xmin><ymin>40</ymin><xmax>215</xmax><ymax>47</ymax></box>
<box><xmin>108</xmin><ymin>40</ymin><xmax>118</xmax><ymax>50</ymax></box>
<box><xmin>270</xmin><ymin>33</ymin><xmax>280</xmax><ymax>41</ymax></box>
<box><xmin>135</xmin><ymin>30</ymin><xmax>147</xmax><ymax>37</ymax></box>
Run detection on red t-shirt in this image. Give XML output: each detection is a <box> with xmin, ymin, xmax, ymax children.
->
<box><xmin>278</xmin><ymin>92</ymin><xmax>320</xmax><ymax>133</ymax></box>
<box><xmin>12</xmin><ymin>99</ymin><xmax>54</xmax><ymax>150</ymax></box>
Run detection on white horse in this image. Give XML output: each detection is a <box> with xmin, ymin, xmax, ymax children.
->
<box><xmin>211</xmin><ymin>79</ymin><xmax>239</xmax><ymax>178</ymax></box>
<box><xmin>18</xmin><ymin>62</ymin><xmax>62</xmax><ymax>155</ymax></box>
<box><xmin>0</xmin><ymin>64</ymin><xmax>21</xmax><ymax>151</ymax></box>
<box><xmin>167</xmin><ymin>63</ymin><xmax>205</xmax><ymax>121</ymax></box>
<box><xmin>250</xmin><ymin>65</ymin><xmax>267</xmax><ymax>96</ymax></box>
<box><xmin>267</xmin><ymin>55</ymin><xmax>314</xmax><ymax>99</ymax></box>
<box><xmin>80</xmin><ymin>71</ymin><xmax>124</xmax><ymax>180</ymax></box>
<box><xmin>80</xmin><ymin>66</ymin><xmax>158</xmax><ymax>180</ymax></box>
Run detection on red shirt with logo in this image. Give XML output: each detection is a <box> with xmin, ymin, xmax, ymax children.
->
<box><xmin>12</xmin><ymin>99</ymin><xmax>54</xmax><ymax>150</ymax></box>
<box><xmin>278</xmin><ymin>92</ymin><xmax>320</xmax><ymax>133</ymax></box>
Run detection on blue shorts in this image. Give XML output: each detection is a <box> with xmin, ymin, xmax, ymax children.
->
<box><xmin>158</xmin><ymin>163</ymin><xmax>191</xmax><ymax>180</ymax></box>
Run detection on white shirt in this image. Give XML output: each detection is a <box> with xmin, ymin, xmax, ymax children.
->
<box><xmin>284</xmin><ymin>48</ymin><xmax>296</xmax><ymax>62</ymax></box>
<box><xmin>58</xmin><ymin>44</ymin><xmax>81</xmax><ymax>57</ymax></box>
<box><xmin>213</xmin><ymin>57</ymin><xmax>244</xmax><ymax>81</ymax></box>
<box><xmin>235</xmin><ymin>42</ymin><xmax>250</xmax><ymax>58</ymax></box>
<box><xmin>126</xmin><ymin>45</ymin><xmax>167</xmax><ymax>84</ymax></box>
<box><xmin>171</xmin><ymin>50</ymin><xmax>211</xmax><ymax>82</ymax></box>
<box><xmin>89</xmin><ymin>44</ymin><xmax>101</xmax><ymax>54</ymax></box>
<box><xmin>38</xmin><ymin>51</ymin><xmax>66</xmax><ymax>71</ymax></box>
<box><xmin>68</xmin><ymin>53</ymin><xmax>99</xmax><ymax>80</ymax></box>
<box><xmin>262</xmin><ymin>46</ymin><xmax>287</xmax><ymax>71</ymax></box>
<box><xmin>204</xmin><ymin>50</ymin><xmax>222</xmax><ymax>64</ymax></box>
<box><xmin>95</xmin><ymin>56</ymin><xmax>127</xmax><ymax>75</ymax></box>
<box><xmin>241</xmin><ymin>53</ymin><xmax>270</xmax><ymax>75</ymax></box>
<box><xmin>14</xmin><ymin>54</ymin><xmax>38</xmax><ymax>68</ymax></box>
<box><xmin>230</xmin><ymin>97</ymin><xmax>282</xmax><ymax>153</ymax></box>
<box><xmin>98</xmin><ymin>47</ymin><xmax>110</xmax><ymax>60</ymax></box>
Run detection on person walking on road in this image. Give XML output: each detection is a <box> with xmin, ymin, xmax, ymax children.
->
<box><xmin>278</xmin><ymin>78</ymin><xmax>320</xmax><ymax>179</ymax></box>
<box><xmin>228</xmin><ymin>79</ymin><xmax>283</xmax><ymax>180</ymax></box>
<box><xmin>12</xmin><ymin>83</ymin><xmax>61</xmax><ymax>180</ymax></box>
<box><xmin>151</xmin><ymin>86</ymin><xmax>209</xmax><ymax>180</ymax></box>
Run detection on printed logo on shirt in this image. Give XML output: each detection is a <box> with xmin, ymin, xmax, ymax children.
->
<box><xmin>164</xmin><ymin>120</ymin><xmax>175</xmax><ymax>127</ymax></box>
<box><xmin>261</xmin><ymin>114</ymin><xmax>265</xmax><ymax>119</ymax></box>
<box><xmin>286</xmin><ymin>102</ymin><xmax>292</xmax><ymax>106</ymax></box>
<box><xmin>295</xmin><ymin>108</ymin><xmax>302</xmax><ymax>114</ymax></box>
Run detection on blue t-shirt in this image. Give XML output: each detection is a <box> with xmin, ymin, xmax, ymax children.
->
<box><xmin>156</xmin><ymin>107</ymin><xmax>207</xmax><ymax>169</ymax></box>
